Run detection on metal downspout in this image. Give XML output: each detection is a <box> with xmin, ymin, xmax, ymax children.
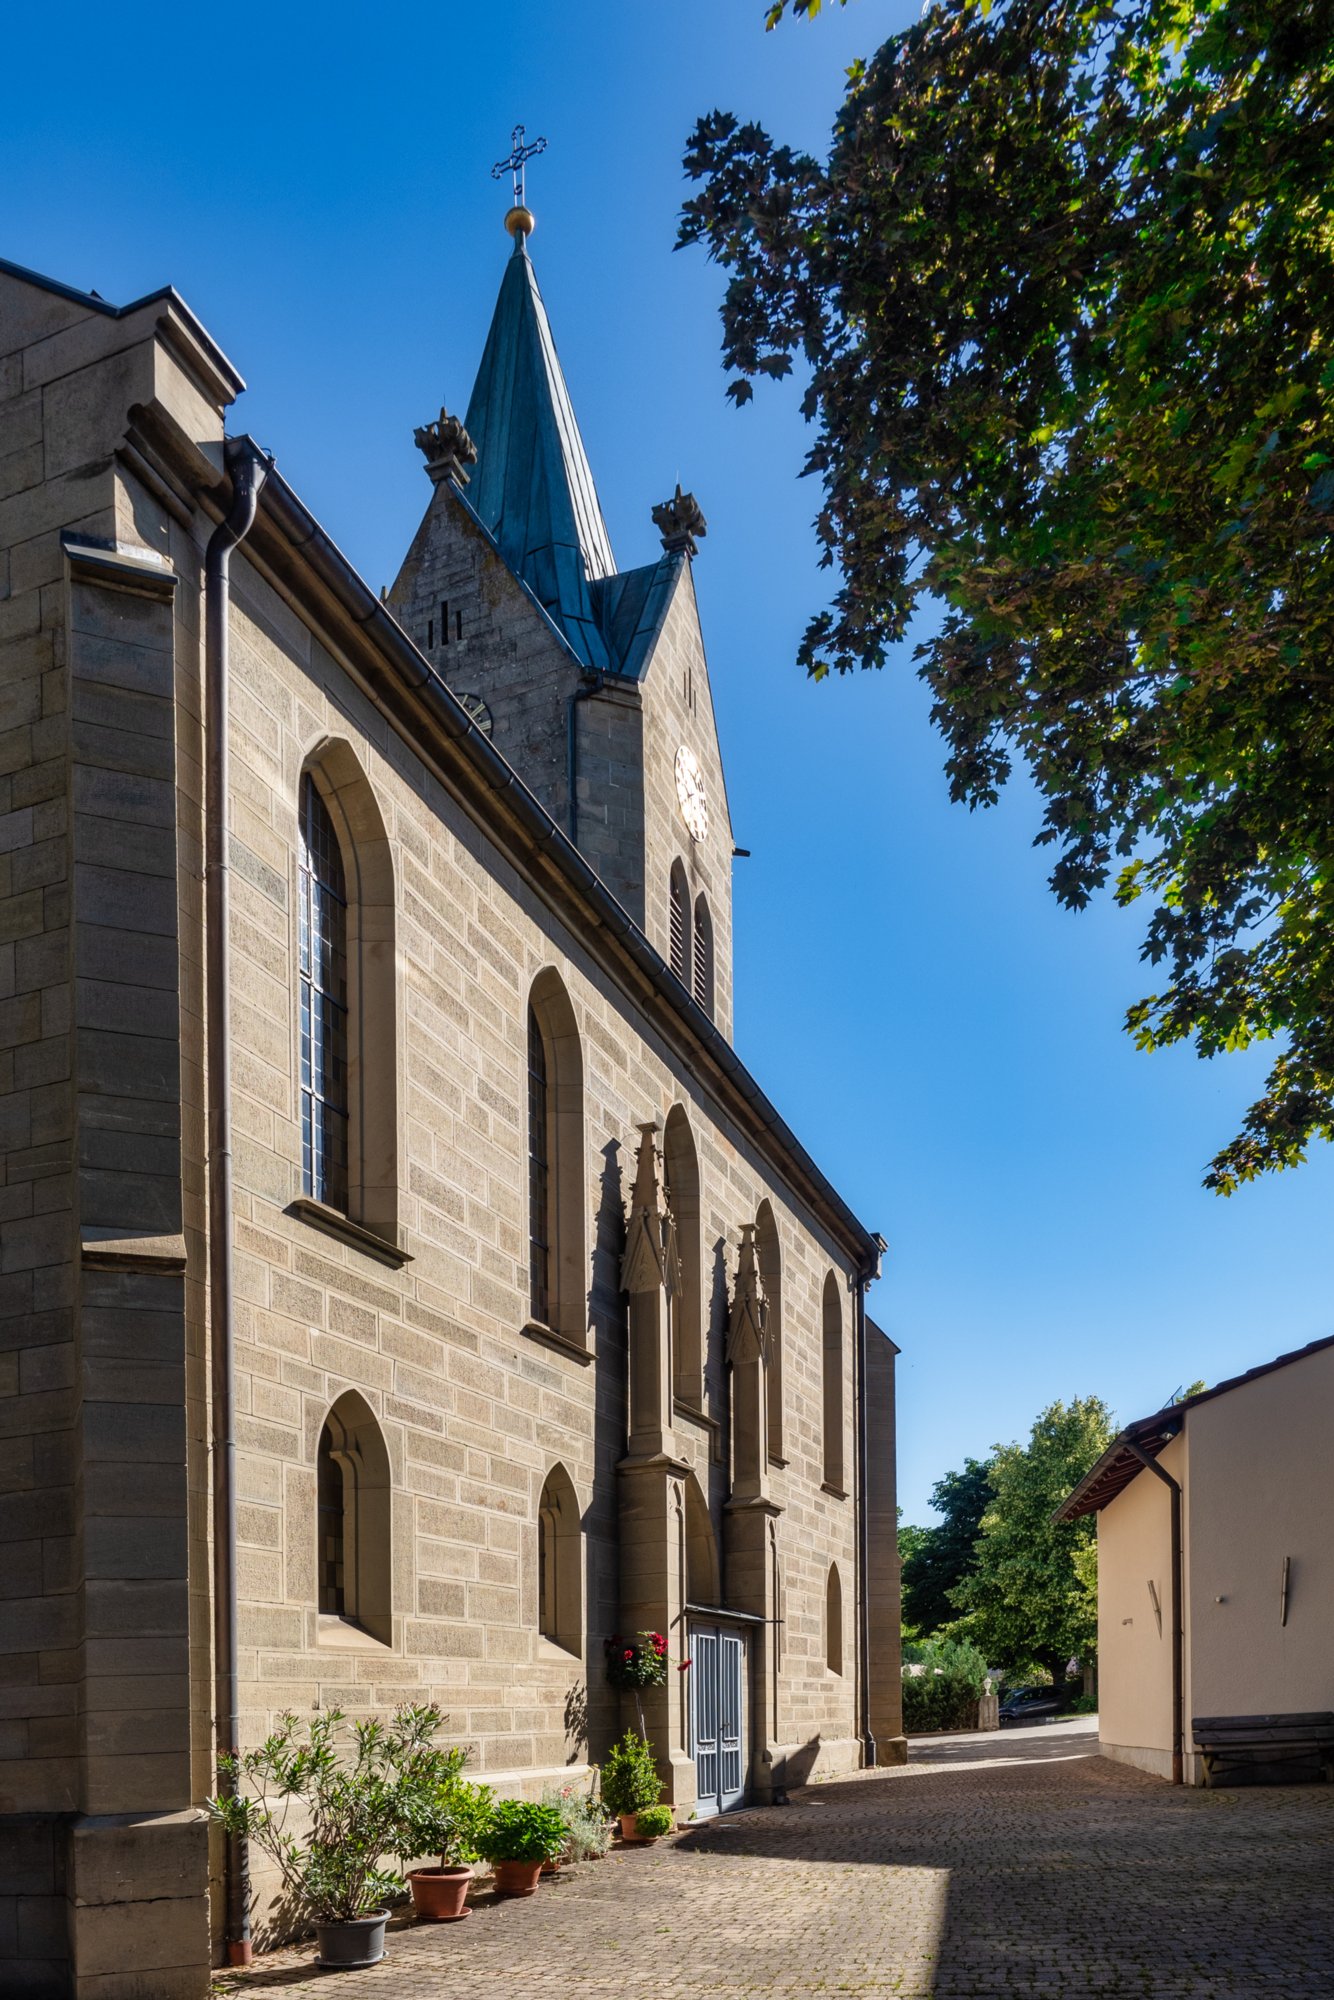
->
<box><xmin>206</xmin><ymin>439</ymin><xmax>271</xmax><ymax>1966</ymax></box>
<box><xmin>854</xmin><ymin>1240</ymin><xmax>884</xmax><ymax>1770</ymax></box>
<box><xmin>1124</xmin><ymin>1432</ymin><xmax>1184</xmax><ymax>1785</ymax></box>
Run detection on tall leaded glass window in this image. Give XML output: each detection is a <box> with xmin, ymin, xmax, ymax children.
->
<box><xmin>528</xmin><ymin>1005</ymin><xmax>551</xmax><ymax>1326</ymax></box>
<box><xmin>298</xmin><ymin>775</ymin><xmax>349</xmax><ymax>1210</ymax></box>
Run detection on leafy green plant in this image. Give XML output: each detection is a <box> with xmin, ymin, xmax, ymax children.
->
<box><xmin>206</xmin><ymin>1704</ymin><xmax>445</xmax><ymax>1923</ymax></box>
<box><xmin>901</xmin><ymin>1637</ymin><xmax>992</xmax><ymax>1735</ymax></box>
<box><xmin>540</xmin><ymin>1781</ymin><xmax>611</xmax><ymax>1861</ymax></box>
<box><xmin>396</xmin><ymin>1763</ymin><xmax>494</xmax><ymax>1872</ymax></box>
<box><xmin>475</xmin><ymin>1800</ymin><xmax>567</xmax><ymax>1866</ymax></box>
<box><xmin>599</xmin><ymin>1731</ymin><xmax>663</xmax><ymax>1818</ymax></box>
<box><xmin>633</xmin><ymin>1804</ymin><xmax>674</xmax><ymax>1839</ymax></box>
<box><xmin>681</xmin><ymin>0</ymin><xmax>1334</xmax><ymax>1193</ymax></box>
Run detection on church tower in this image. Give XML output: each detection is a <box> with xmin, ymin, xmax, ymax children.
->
<box><xmin>387</xmin><ymin>193</ymin><xmax>735</xmax><ymax>1037</ymax></box>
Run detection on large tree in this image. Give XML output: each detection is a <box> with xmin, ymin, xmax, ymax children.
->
<box><xmin>953</xmin><ymin>1396</ymin><xmax>1115</xmax><ymax>1680</ymax></box>
<box><xmin>681</xmin><ymin>0</ymin><xmax>1334</xmax><ymax>1191</ymax></box>
<box><xmin>900</xmin><ymin>1456</ymin><xmax>994</xmax><ymax>1635</ymax></box>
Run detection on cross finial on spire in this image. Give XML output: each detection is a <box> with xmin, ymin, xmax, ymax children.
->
<box><xmin>492</xmin><ymin>124</ymin><xmax>547</xmax><ymax>238</ymax></box>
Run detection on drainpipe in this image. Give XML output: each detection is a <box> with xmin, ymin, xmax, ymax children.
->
<box><xmin>854</xmin><ymin>1235</ymin><xmax>886</xmax><ymax>1770</ymax></box>
<box><xmin>567</xmin><ymin>673</ymin><xmax>601</xmax><ymax>846</ymax></box>
<box><xmin>206</xmin><ymin>438</ymin><xmax>271</xmax><ymax>1967</ymax></box>
<box><xmin>1124</xmin><ymin>1431</ymin><xmax>1184</xmax><ymax>1785</ymax></box>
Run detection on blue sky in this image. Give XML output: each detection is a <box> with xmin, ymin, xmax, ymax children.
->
<box><xmin>8</xmin><ymin>0</ymin><xmax>1332</xmax><ymax>1523</ymax></box>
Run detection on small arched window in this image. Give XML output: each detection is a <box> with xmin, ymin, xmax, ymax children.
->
<box><xmin>298</xmin><ymin>775</ymin><xmax>349</xmax><ymax>1211</ymax></box>
<box><xmin>693</xmin><ymin>896</ymin><xmax>714</xmax><ymax>1018</ymax></box>
<box><xmin>822</xmin><ymin>1271</ymin><xmax>845</xmax><ymax>1493</ymax></box>
<box><xmin>526</xmin><ymin>971</ymin><xmax>588</xmax><ymax>1347</ymax></box>
<box><xmin>537</xmin><ymin>1462</ymin><xmax>582</xmax><ymax>1656</ymax></box>
<box><xmin>826</xmin><ymin>1562</ymin><xmax>843</xmax><ymax>1676</ymax></box>
<box><xmin>315</xmin><ymin>1392</ymin><xmax>392</xmax><ymax>1646</ymax></box>
<box><xmin>669</xmin><ymin>861</ymin><xmax>691</xmax><ymax>987</ymax></box>
<box><xmin>756</xmin><ymin>1201</ymin><xmax>783</xmax><ymax>1463</ymax></box>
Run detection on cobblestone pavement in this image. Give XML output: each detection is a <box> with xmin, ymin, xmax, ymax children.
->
<box><xmin>214</xmin><ymin>1721</ymin><xmax>1334</xmax><ymax>1998</ymax></box>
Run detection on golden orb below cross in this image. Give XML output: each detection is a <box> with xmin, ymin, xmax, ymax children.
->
<box><xmin>505</xmin><ymin>204</ymin><xmax>535</xmax><ymax>239</ymax></box>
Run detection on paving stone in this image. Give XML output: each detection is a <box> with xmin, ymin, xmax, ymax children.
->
<box><xmin>210</xmin><ymin>1723</ymin><xmax>1334</xmax><ymax>1998</ymax></box>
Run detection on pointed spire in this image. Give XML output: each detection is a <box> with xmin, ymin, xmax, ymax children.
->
<box><xmin>728</xmin><ymin>1224</ymin><xmax>769</xmax><ymax>1368</ymax></box>
<box><xmin>463</xmin><ymin>231</ymin><xmax>617</xmax><ymax>669</ymax></box>
<box><xmin>622</xmin><ymin>1122</ymin><xmax>673</xmax><ymax>1297</ymax></box>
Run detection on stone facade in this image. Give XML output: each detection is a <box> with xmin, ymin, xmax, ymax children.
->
<box><xmin>0</xmin><ymin>245</ymin><xmax>903</xmax><ymax>1998</ymax></box>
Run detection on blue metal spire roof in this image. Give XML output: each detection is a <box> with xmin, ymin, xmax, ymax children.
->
<box><xmin>464</xmin><ymin>236</ymin><xmax>617</xmax><ymax>668</ymax></box>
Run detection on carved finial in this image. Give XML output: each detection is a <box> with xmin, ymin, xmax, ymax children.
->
<box><xmin>414</xmin><ymin>408</ymin><xmax>478</xmax><ymax>487</ymax></box>
<box><xmin>727</xmin><ymin>1222</ymin><xmax>769</xmax><ymax>1367</ymax></box>
<box><xmin>621</xmin><ymin>1121</ymin><xmax>672</xmax><ymax>1297</ymax></box>
<box><xmin>651</xmin><ymin>484</ymin><xmax>708</xmax><ymax>558</ymax></box>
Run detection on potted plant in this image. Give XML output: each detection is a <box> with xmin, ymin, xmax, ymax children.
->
<box><xmin>207</xmin><ymin>1703</ymin><xmax>445</xmax><ymax>1969</ymax></box>
<box><xmin>540</xmin><ymin>1781</ymin><xmax>612</xmax><ymax>1869</ymax></box>
<box><xmin>396</xmin><ymin>1764</ymin><xmax>493</xmax><ymax>1922</ymax></box>
<box><xmin>476</xmin><ymin>1800</ymin><xmax>567</xmax><ymax>1897</ymax></box>
<box><xmin>599</xmin><ymin>1730</ymin><xmax>663</xmax><ymax>1841</ymax></box>
<box><xmin>631</xmin><ymin>1803</ymin><xmax>675</xmax><ymax>1843</ymax></box>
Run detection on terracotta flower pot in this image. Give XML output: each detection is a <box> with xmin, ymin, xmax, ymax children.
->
<box><xmin>492</xmin><ymin>1858</ymin><xmax>543</xmax><ymax>1896</ymax></box>
<box><xmin>408</xmin><ymin>1866</ymin><xmax>472</xmax><ymax>1921</ymax></box>
<box><xmin>314</xmin><ymin>1912</ymin><xmax>388</xmax><ymax>1969</ymax></box>
<box><xmin>619</xmin><ymin>1812</ymin><xmax>640</xmax><ymax>1841</ymax></box>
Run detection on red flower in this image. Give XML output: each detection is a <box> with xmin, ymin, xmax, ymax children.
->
<box><xmin>678</xmin><ymin>1658</ymin><xmax>692</xmax><ymax>1671</ymax></box>
<box><xmin>623</xmin><ymin>1649</ymin><xmax>634</xmax><ymax>1661</ymax></box>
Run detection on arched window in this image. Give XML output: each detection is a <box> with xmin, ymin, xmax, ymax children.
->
<box><xmin>527</xmin><ymin>1004</ymin><xmax>550</xmax><ymax>1325</ymax></box>
<box><xmin>526</xmin><ymin>971</ymin><xmax>588</xmax><ymax>1347</ymax></box>
<box><xmin>822</xmin><ymin>1271</ymin><xmax>845</xmax><ymax>1493</ymax></box>
<box><xmin>296</xmin><ymin>745</ymin><xmax>399</xmax><ymax>1243</ymax></box>
<box><xmin>826</xmin><ymin>1562</ymin><xmax>844</xmax><ymax>1676</ymax></box>
<box><xmin>669</xmin><ymin>861</ymin><xmax>691</xmax><ymax>987</ymax></box>
<box><xmin>664</xmin><ymin>1106</ymin><xmax>702</xmax><ymax>1408</ymax></box>
<box><xmin>756</xmin><ymin>1201</ymin><xmax>783</xmax><ymax>1463</ymax></box>
<box><xmin>693</xmin><ymin>895</ymin><xmax>714</xmax><ymax>1018</ymax></box>
<box><xmin>537</xmin><ymin>1462</ymin><xmax>582</xmax><ymax>1656</ymax></box>
<box><xmin>299</xmin><ymin>775</ymin><xmax>349</xmax><ymax>1211</ymax></box>
<box><xmin>315</xmin><ymin>1391</ymin><xmax>392</xmax><ymax>1646</ymax></box>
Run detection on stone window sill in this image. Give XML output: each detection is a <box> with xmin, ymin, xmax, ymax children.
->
<box><xmin>286</xmin><ymin>1198</ymin><xmax>412</xmax><ymax>1269</ymax></box>
<box><xmin>821</xmin><ymin>1481</ymin><xmax>849</xmax><ymax>1501</ymax></box>
<box><xmin>521</xmin><ymin>1320</ymin><xmax>593</xmax><ymax>1366</ymax></box>
<box><xmin>317</xmin><ymin>1614</ymin><xmax>391</xmax><ymax>1652</ymax></box>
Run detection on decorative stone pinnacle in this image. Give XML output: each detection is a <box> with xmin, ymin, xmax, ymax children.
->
<box><xmin>414</xmin><ymin>409</ymin><xmax>478</xmax><ymax>487</ymax></box>
<box><xmin>621</xmin><ymin>1121</ymin><xmax>670</xmax><ymax>1297</ymax></box>
<box><xmin>651</xmin><ymin>484</ymin><xmax>708</xmax><ymax>558</ymax></box>
<box><xmin>728</xmin><ymin>1222</ymin><xmax>769</xmax><ymax>1367</ymax></box>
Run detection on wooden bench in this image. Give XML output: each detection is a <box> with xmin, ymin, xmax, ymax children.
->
<box><xmin>1192</xmin><ymin>1712</ymin><xmax>1334</xmax><ymax>1788</ymax></box>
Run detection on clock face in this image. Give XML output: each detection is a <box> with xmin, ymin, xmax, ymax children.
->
<box><xmin>674</xmin><ymin>744</ymin><xmax>709</xmax><ymax>842</ymax></box>
<box><xmin>456</xmin><ymin>691</ymin><xmax>494</xmax><ymax>738</ymax></box>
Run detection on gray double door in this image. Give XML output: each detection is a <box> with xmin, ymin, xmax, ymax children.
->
<box><xmin>690</xmin><ymin>1625</ymin><xmax>745</xmax><ymax>1817</ymax></box>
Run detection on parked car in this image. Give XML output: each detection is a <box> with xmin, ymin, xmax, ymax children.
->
<box><xmin>998</xmin><ymin>1684</ymin><xmax>1077</xmax><ymax>1726</ymax></box>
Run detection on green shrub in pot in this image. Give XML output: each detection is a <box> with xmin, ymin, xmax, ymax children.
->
<box><xmin>599</xmin><ymin>1731</ymin><xmax>663</xmax><ymax>1820</ymax></box>
<box><xmin>632</xmin><ymin>1804</ymin><xmax>674</xmax><ymax>1840</ymax></box>
<box><xmin>476</xmin><ymin>1800</ymin><xmax>567</xmax><ymax>1867</ymax></box>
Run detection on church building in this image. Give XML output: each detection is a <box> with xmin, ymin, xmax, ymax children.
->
<box><xmin>0</xmin><ymin>184</ymin><xmax>903</xmax><ymax>1996</ymax></box>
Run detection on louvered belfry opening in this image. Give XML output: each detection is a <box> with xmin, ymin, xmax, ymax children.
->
<box><xmin>670</xmin><ymin>861</ymin><xmax>690</xmax><ymax>985</ymax></box>
<box><xmin>527</xmin><ymin>1004</ymin><xmax>551</xmax><ymax>1326</ymax></box>
<box><xmin>693</xmin><ymin>895</ymin><xmax>714</xmax><ymax>1018</ymax></box>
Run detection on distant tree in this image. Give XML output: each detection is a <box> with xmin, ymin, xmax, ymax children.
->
<box><xmin>1174</xmin><ymin>1380</ymin><xmax>1209</xmax><ymax>1403</ymax></box>
<box><xmin>681</xmin><ymin>0</ymin><xmax>1334</xmax><ymax>1193</ymax></box>
<box><xmin>900</xmin><ymin>1457</ymin><xmax>994</xmax><ymax>1635</ymax></box>
<box><xmin>954</xmin><ymin>1398</ymin><xmax>1115</xmax><ymax>1682</ymax></box>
